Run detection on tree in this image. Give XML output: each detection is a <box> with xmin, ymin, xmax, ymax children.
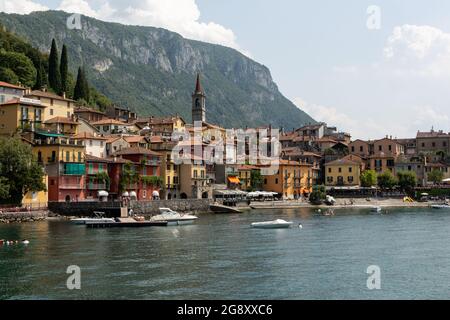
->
<box><xmin>0</xmin><ymin>177</ymin><xmax>10</xmax><ymax>200</ymax></box>
<box><xmin>0</xmin><ymin>50</ymin><xmax>36</xmax><ymax>87</ymax></box>
<box><xmin>309</xmin><ymin>185</ymin><xmax>326</xmax><ymax>205</ymax></box>
<box><xmin>48</xmin><ymin>39</ymin><xmax>61</xmax><ymax>94</ymax></box>
<box><xmin>33</xmin><ymin>57</ymin><xmax>47</xmax><ymax>90</ymax></box>
<box><xmin>250</xmin><ymin>169</ymin><xmax>263</xmax><ymax>191</ymax></box>
<box><xmin>119</xmin><ymin>162</ymin><xmax>139</xmax><ymax>193</ymax></box>
<box><xmin>360</xmin><ymin>170</ymin><xmax>377</xmax><ymax>187</ymax></box>
<box><xmin>397</xmin><ymin>171</ymin><xmax>417</xmax><ymax>195</ymax></box>
<box><xmin>0</xmin><ymin>67</ymin><xmax>19</xmax><ymax>84</ymax></box>
<box><xmin>428</xmin><ymin>169</ymin><xmax>444</xmax><ymax>185</ymax></box>
<box><xmin>377</xmin><ymin>171</ymin><xmax>398</xmax><ymax>190</ymax></box>
<box><xmin>60</xmin><ymin>44</ymin><xmax>69</xmax><ymax>95</ymax></box>
<box><xmin>0</xmin><ymin>137</ymin><xmax>46</xmax><ymax>205</ymax></box>
<box><xmin>73</xmin><ymin>67</ymin><xmax>90</xmax><ymax>102</ymax></box>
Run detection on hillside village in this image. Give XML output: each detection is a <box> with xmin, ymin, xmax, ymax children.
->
<box><xmin>1</xmin><ymin>73</ymin><xmax>450</xmax><ymax>208</ymax></box>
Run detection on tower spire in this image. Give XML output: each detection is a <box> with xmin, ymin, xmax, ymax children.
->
<box><xmin>195</xmin><ymin>73</ymin><xmax>203</xmax><ymax>93</ymax></box>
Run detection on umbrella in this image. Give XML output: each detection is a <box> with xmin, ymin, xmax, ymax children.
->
<box><xmin>442</xmin><ymin>178</ymin><xmax>450</xmax><ymax>183</ymax></box>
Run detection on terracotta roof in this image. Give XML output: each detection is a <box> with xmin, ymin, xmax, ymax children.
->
<box><xmin>326</xmin><ymin>159</ymin><xmax>359</xmax><ymax>166</ymax></box>
<box><xmin>150</xmin><ymin>136</ymin><xmax>163</xmax><ymax>143</ymax></box>
<box><xmin>92</xmin><ymin>119</ymin><xmax>130</xmax><ymax>126</ymax></box>
<box><xmin>0</xmin><ymin>81</ymin><xmax>26</xmax><ymax>90</ymax></box>
<box><xmin>26</xmin><ymin>90</ymin><xmax>75</xmax><ymax>102</ymax></box>
<box><xmin>44</xmin><ymin>117</ymin><xmax>79</xmax><ymax>125</ymax></box>
<box><xmin>113</xmin><ymin>147</ymin><xmax>161</xmax><ymax>157</ymax></box>
<box><xmin>124</xmin><ymin>135</ymin><xmax>147</xmax><ymax>143</ymax></box>
<box><xmin>316</xmin><ymin>137</ymin><xmax>338</xmax><ymax>143</ymax></box>
<box><xmin>135</xmin><ymin>116</ymin><xmax>185</xmax><ymax>126</ymax></box>
<box><xmin>73</xmin><ymin>132</ymin><xmax>109</xmax><ymax>140</ymax></box>
<box><xmin>75</xmin><ymin>107</ymin><xmax>106</xmax><ymax>115</ymax></box>
<box><xmin>85</xmin><ymin>154</ymin><xmax>110</xmax><ymax>162</ymax></box>
<box><xmin>105</xmin><ymin>136</ymin><xmax>124</xmax><ymax>143</ymax></box>
<box><xmin>417</xmin><ymin>131</ymin><xmax>449</xmax><ymax>138</ymax></box>
<box><xmin>0</xmin><ymin>98</ymin><xmax>44</xmax><ymax>107</ymax></box>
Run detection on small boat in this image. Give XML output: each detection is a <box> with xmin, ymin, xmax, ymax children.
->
<box><xmin>371</xmin><ymin>206</ymin><xmax>382</xmax><ymax>213</ymax></box>
<box><xmin>431</xmin><ymin>204</ymin><xmax>450</xmax><ymax>209</ymax></box>
<box><xmin>210</xmin><ymin>204</ymin><xmax>243</xmax><ymax>214</ymax></box>
<box><xmin>71</xmin><ymin>217</ymin><xmax>115</xmax><ymax>225</ymax></box>
<box><xmin>71</xmin><ymin>211</ymin><xmax>115</xmax><ymax>225</ymax></box>
<box><xmin>150</xmin><ymin>208</ymin><xmax>198</xmax><ymax>226</ymax></box>
<box><xmin>251</xmin><ymin>219</ymin><xmax>293</xmax><ymax>229</ymax></box>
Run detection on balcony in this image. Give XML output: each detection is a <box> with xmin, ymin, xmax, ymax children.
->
<box><xmin>63</xmin><ymin>163</ymin><xmax>86</xmax><ymax>176</ymax></box>
<box><xmin>59</xmin><ymin>183</ymin><xmax>83</xmax><ymax>190</ymax></box>
<box><xmin>87</xmin><ymin>183</ymin><xmax>107</xmax><ymax>190</ymax></box>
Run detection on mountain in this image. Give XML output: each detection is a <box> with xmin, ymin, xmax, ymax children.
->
<box><xmin>0</xmin><ymin>10</ymin><xmax>315</xmax><ymax>129</ymax></box>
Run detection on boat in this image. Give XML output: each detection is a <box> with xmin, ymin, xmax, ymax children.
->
<box><xmin>71</xmin><ymin>211</ymin><xmax>116</xmax><ymax>225</ymax></box>
<box><xmin>150</xmin><ymin>208</ymin><xmax>198</xmax><ymax>226</ymax></box>
<box><xmin>86</xmin><ymin>218</ymin><xmax>168</xmax><ymax>228</ymax></box>
<box><xmin>71</xmin><ymin>217</ymin><xmax>115</xmax><ymax>225</ymax></box>
<box><xmin>210</xmin><ymin>204</ymin><xmax>243</xmax><ymax>214</ymax></box>
<box><xmin>251</xmin><ymin>219</ymin><xmax>293</xmax><ymax>229</ymax></box>
<box><xmin>371</xmin><ymin>206</ymin><xmax>382</xmax><ymax>213</ymax></box>
<box><xmin>431</xmin><ymin>203</ymin><xmax>450</xmax><ymax>209</ymax></box>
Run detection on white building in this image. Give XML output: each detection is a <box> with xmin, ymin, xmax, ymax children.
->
<box><xmin>0</xmin><ymin>81</ymin><xmax>26</xmax><ymax>104</ymax></box>
<box><xmin>73</xmin><ymin>132</ymin><xmax>108</xmax><ymax>158</ymax></box>
<box><xmin>92</xmin><ymin>119</ymin><xmax>135</xmax><ymax>135</ymax></box>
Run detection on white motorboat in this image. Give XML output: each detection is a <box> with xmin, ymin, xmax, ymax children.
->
<box><xmin>71</xmin><ymin>217</ymin><xmax>115</xmax><ymax>225</ymax></box>
<box><xmin>431</xmin><ymin>204</ymin><xmax>450</xmax><ymax>209</ymax></box>
<box><xmin>371</xmin><ymin>206</ymin><xmax>382</xmax><ymax>213</ymax></box>
<box><xmin>150</xmin><ymin>208</ymin><xmax>198</xmax><ymax>226</ymax></box>
<box><xmin>251</xmin><ymin>219</ymin><xmax>293</xmax><ymax>229</ymax></box>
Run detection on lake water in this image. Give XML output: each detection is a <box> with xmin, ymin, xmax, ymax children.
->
<box><xmin>1</xmin><ymin>208</ymin><xmax>450</xmax><ymax>300</ymax></box>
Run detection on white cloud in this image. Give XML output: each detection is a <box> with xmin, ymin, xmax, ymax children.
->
<box><xmin>0</xmin><ymin>0</ymin><xmax>48</xmax><ymax>14</ymax></box>
<box><xmin>412</xmin><ymin>105</ymin><xmax>450</xmax><ymax>131</ymax></box>
<box><xmin>57</xmin><ymin>0</ymin><xmax>99</xmax><ymax>18</ymax></box>
<box><xmin>1</xmin><ymin>0</ymin><xmax>246</xmax><ymax>54</ymax></box>
<box><xmin>383</xmin><ymin>24</ymin><xmax>450</xmax><ymax>77</ymax></box>
<box><xmin>57</xmin><ymin>0</ymin><xmax>246</xmax><ymax>54</ymax></box>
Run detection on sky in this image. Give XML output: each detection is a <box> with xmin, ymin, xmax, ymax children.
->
<box><xmin>2</xmin><ymin>0</ymin><xmax>450</xmax><ymax>140</ymax></box>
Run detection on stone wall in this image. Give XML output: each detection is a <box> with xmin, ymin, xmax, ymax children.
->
<box><xmin>48</xmin><ymin>201</ymin><xmax>121</xmax><ymax>217</ymax></box>
<box><xmin>130</xmin><ymin>199</ymin><xmax>211</xmax><ymax>216</ymax></box>
<box><xmin>0</xmin><ymin>211</ymin><xmax>48</xmax><ymax>224</ymax></box>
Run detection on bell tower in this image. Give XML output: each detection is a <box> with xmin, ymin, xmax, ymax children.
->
<box><xmin>192</xmin><ymin>73</ymin><xmax>206</xmax><ymax>123</ymax></box>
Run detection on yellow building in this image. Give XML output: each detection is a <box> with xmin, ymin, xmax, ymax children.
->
<box><xmin>262</xmin><ymin>160</ymin><xmax>313</xmax><ymax>200</ymax></box>
<box><xmin>237</xmin><ymin>165</ymin><xmax>259</xmax><ymax>191</ymax></box>
<box><xmin>179</xmin><ymin>161</ymin><xmax>211</xmax><ymax>199</ymax></box>
<box><xmin>325</xmin><ymin>159</ymin><xmax>361</xmax><ymax>187</ymax></box>
<box><xmin>25</xmin><ymin>90</ymin><xmax>76</xmax><ymax>120</ymax></box>
<box><xmin>44</xmin><ymin>116</ymin><xmax>80</xmax><ymax>135</ymax></box>
<box><xmin>22</xmin><ymin>175</ymin><xmax>49</xmax><ymax>208</ymax></box>
<box><xmin>0</xmin><ymin>98</ymin><xmax>45</xmax><ymax>135</ymax></box>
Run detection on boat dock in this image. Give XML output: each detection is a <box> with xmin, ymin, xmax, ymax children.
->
<box><xmin>86</xmin><ymin>218</ymin><xmax>168</xmax><ymax>229</ymax></box>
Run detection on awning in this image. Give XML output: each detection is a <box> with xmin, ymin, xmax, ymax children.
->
<box><xmin>228</xmin><ymin>176</ymin><xmax>240</xmax><ymax>184</ymax></box>
<box><xmin>35</xmin><ymin>131</ymin><xmax>65</xmax><ymax>138</ymax></box>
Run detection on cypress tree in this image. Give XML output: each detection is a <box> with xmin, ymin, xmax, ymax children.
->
<box><xmin>48</xmin><ymin>39</ymin><xmax>61</xmax><ymax>94</ymax></box>
<box><xmin>33</xmin><ymin>58</ymin><xmax>47</xmax><ymax>90</ymax></box>
<box><xmin>73</xmin><ymin>67</ymin><xmax>90</xmax><ymax>102</ymax></box>
<box><xmin>60</xmin><ymin>44</ymin><xmax>69</xmax><ymax>96</ymax></box>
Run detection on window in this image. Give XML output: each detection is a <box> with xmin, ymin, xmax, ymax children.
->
<box><xmin>348</xmin><ymin>176</ymin><xmax>354</xmax><ymax>183</ymax></box>
<box><xmin>379</xmin><ymin>145</ymin><xmax>382</xmax><ymax>151</ymax></box>
<box><xmin>66</xmin><ymin>151</ymin><xmax>70</xmax><ymax>162</ymax></box>
<box><xmin>389</xmin><ymin>145</ymin><xmax>392</xmax><ymax>151</ymax></box>
<box><xmin>444</xmin><ymin>142</ymin><xmax>447</xmax><ymax>147</ymax></box>
<box><xmin>327</xmin><ymin>176</ymin><xmax>333</xmax><ymax>183</ymax></box>
<box><xmin>143</xmin><ymin>190</ymin><xmax>147</xmax><ymax>199</ymax></box>
<box><xmin>78</xmin><ymin>152</ymin><xmax>82</xmax><ymax>162</ymax></box>
<box><xmin>194</xmin><ymin>170</ymin><xmax>198</xmax><ymax>178</ymax></box>
<box><xmin>264</xmin><ymin>179</ymin><xmax>267</xmax><ymax>185</ymax></box>
<box><xmin>349</xmin><ymin>167</ymin><xmax>353</xmax><ymax>173</ymax></box>
<box><xmin>50</xmin><ymin>109</ymin><xmax>54</xmax><ymax>116</ymax></box>
<box><xmin>432</xmin><ymin>142</ymin><xmax>436</xmax><ymax>147</ymax></box>
<box><xmin>360</xmin><ymin>146</ymin><xmax>363</xmax><ymax>152</ymax></box>
<box><xmin>338</xmin><ymin>167</ymin><xmax>342</xmax><ymax>173</ymax></box>
<box><xmin>422</xmin><ymin>143</ymin><xmax>425</xmax><ymax>147</ymax></box>
<box><xmin>328</xmin><ymin>168</ymin><xmax>332</xmax><ymax>173</ymax></box>
<box><xmin>351</xmin><ymin>146</ymin><xmax>355</xmax><ymax>152</ymax></box>
<box><xmin>275</xmin><ymin>178</ymin><xmax>279</xmax><ymax>184</ymax></box>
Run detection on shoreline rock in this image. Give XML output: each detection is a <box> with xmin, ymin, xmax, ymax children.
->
<box><xmin>0</xmin><ymin>211</ymin><xmax>48</xmax><ymax>224</ymax></box>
